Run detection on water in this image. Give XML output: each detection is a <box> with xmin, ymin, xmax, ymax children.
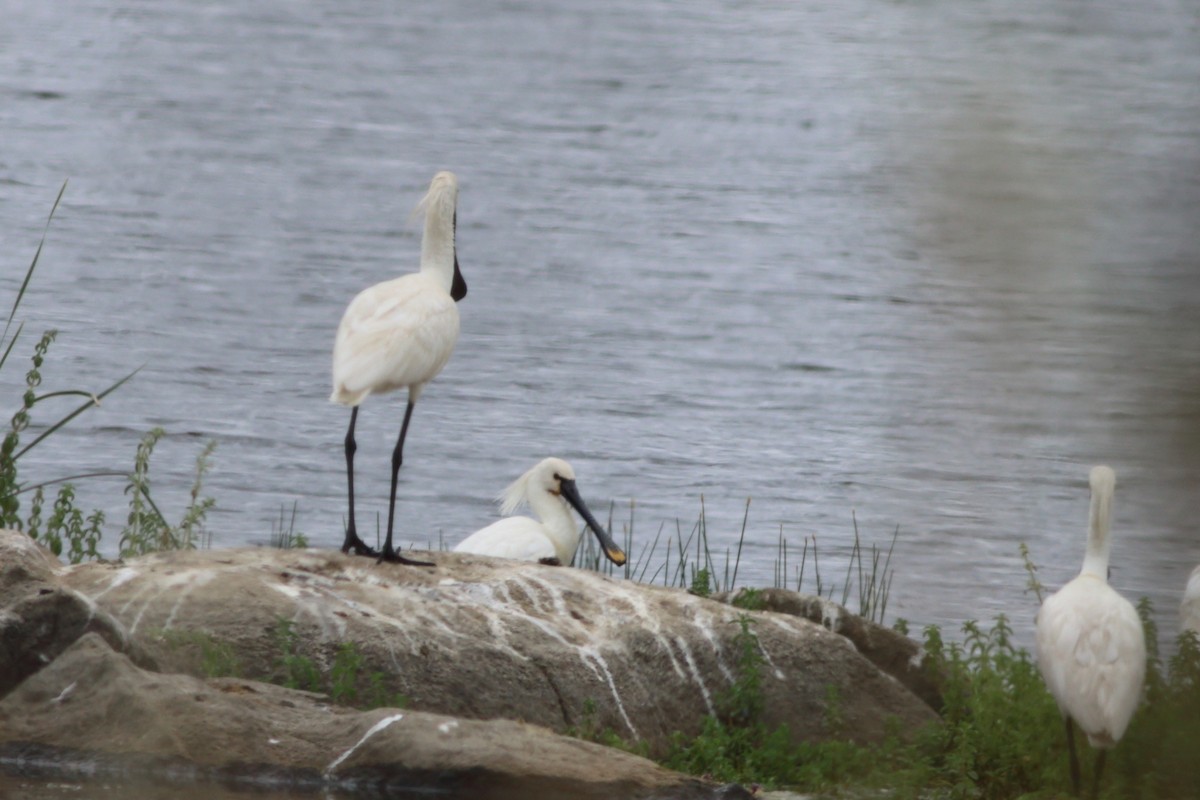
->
<box><xmin>1</xmin><ymin>0</ymin><xmax>1198</xmax><ymax>648</ymax></box>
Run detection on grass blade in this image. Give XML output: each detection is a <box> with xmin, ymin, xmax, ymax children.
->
<box><xmin>5</xmin><ymin>180</ymin><xmax>68</xmax><ymax>334</ymax></box>
<box><xmin>14</xmin><ymin>365</ymin><xmax>142</xmax><ymax>461</ymax></box>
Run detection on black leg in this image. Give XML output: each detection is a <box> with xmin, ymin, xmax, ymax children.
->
<box><xmin>341</xmin><ymin>407</ymin><xmax>377</xmax><ymax>556</ymax></box>
<box><xmin>1066</xmin><ymin>717</ymin><xmax>1081</xmax><ymax>797</ymax></box>
<box><xmin>1091</xmin><ymin>749</ymin><xmax>1106</xmax><ymax>800</ymax></box>
<box><xmin>378</xmin><ymin>400</ymin><xmax>433</xmax><ymax>566</ymax></box>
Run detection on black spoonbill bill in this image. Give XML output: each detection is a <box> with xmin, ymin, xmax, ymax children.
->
<box><xmin>331</xmin><ymin>171</ymin><xmax>467</xmax><ymax>564</ymax></box>
<box><xmin>1035</xmin><ymin>465</ymin><xmax>1145</xmax><ymax>798</ymax></box>
<box><xmin>454</xmin><ymin>457</ymin><xmax>627</xmax><ymax>567</ymax></box>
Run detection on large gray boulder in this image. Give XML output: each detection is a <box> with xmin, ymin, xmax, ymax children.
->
<box><xmin>712</xmin><ymin>587</ymin><xmax>943</xmax><ymax>712</ymax></box>
<box><xmin>0</xmin><ymin>632</ymin><xmax>728</xmax><ymax>800</ymax></box>
<box><xmin>0</xmin><ymin>532</ymin><xmax>153</xmax><ymax>699</ymax></box>
<box><xmin>0</xmin><ymin>528</ymin><xmax>939</xmax><ymax>796</ymax></box>
<box><xmin>55</xmin><ymin>543</ymin><xmax>937</xmax><ymax>750</ymax></box>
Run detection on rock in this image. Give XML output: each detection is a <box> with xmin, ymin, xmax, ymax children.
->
<box><xmin>712</xmin><ymin>588</ymin><xmax>943</xmax><ymax>712</ymax></box>
<box><xmin>0</xmin><ymin>528</ymin><xmax>939</xmax><ymax>795</ymax></box>
<box><xmin>0</xmin><ymin>530</ymin><xmax>58</xmax><ymax>596</ymax></box>
<box><xmin>56</xmin><ymin>543</ymin><xmax>938</xmax><ymax>751</ymax></box>
<box><xmin>0</xmin><ymin>531</ymin><xmax>154</xmax><ymax>699</ymax></box>
<box><xmin>0</xmin><ymin>632</ymin><xmax>733</xmax><ymax>800</ymax></box>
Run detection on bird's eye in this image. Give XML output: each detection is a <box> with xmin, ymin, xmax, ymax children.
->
<box><xmin>553</xmin><ymin>473</ymin><xmax>562</xmax><ymax>481</ymax></box>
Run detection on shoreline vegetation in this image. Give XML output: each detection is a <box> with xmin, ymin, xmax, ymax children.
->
<box><xmin>6</xmin><ymin>190</ymin><xmax>1200</xmax><ymax>798</ymax></box>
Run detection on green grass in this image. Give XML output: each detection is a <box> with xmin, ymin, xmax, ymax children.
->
<box><xmin>119</xmin><ymin>428</ymin><xmax>217</xmax><ymax>558</ymax></box>
<box><xmin>563</xmin><ymin>539</ymin><xmax>1200</xmax><ymax>799</ymax></box>
<box><xmin>269</xmin><ymin>501</ymin><xmax>309</xmax><ymax>549</ymax></box>
<box><xmin>157</xmin><ymin>629</ymin><xmax>242</xmax><ymax>678</ymax></box>
<box><xmin>6</xmin><ymin>185</ymin><xmax>218</xmax><ymax>563</ymax></box>
<box><xmin>574</xmin><ymin>497</ymin><xmax>898</xmax><ymax>625</ymax></box>
<box><xmin>570</xmin><ymin>608</ymin><xmax>1200</xmax><ymax>798</ymax></box>
<box><xmin>272</xmin><ymin>619</ymin><xmax>407</xmax><ymax>710</ymax></box>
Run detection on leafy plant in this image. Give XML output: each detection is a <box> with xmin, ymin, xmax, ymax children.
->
<box><xmin>157</xmin><ymin>629</ymin><xmax>241</xmax><ymax>678</ymax></box>
<box><xmin>731</xmin><ymin>587</ymin><xmax>766</xmax><ymax>611</ymax></box>
<box><xmin>662</xmin><ymin>614</ymin><xmax>805</xmax><ymax>786</ymax></box>
<box><xmin>271</xmin><ymin>619</ymin><xmax>406</xmax><ymax>710</ymax></box>
<box><xmin>119</xmin><ymin>428</ymin><xmax>216</xmax><ymax>558</ymax></box>
<box><xmin>564</xmin><ymin>698</ymin><xmax>623</xmax><ymax>748</ymax></box>
<box><xmin>273</xmin><ymin>619</ymin><xmax>323</xmax><ymax>693</ymax></box>
<box><xmin>575</xmin><ymin>497</ymin><xmax>897</xmax><ymax>626</ymax></box>
<box><xmin>2</xmin><ymin>184</ymin><xmax>139</xmax><ymax>546</ymax></box>
<box><xmin>0</xmin><ymin>183</ymin><xmax>228</xmax><ymax>564</ymax></box>
<box><xmin>269</xmin><ymin>501</ymin><xmax>309</xmax><ymax>549</ymax></box>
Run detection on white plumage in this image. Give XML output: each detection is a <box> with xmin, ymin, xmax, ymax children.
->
<box><xmin>1182</xmin><ymin>564</ymin><xmax>1200</xmax><ymax>635</ymax></box>
<box><xmin>454</xmin><ymin>457</ymin><xmax>627</xmax><ymax>567</ymax></box>
<box><xmin>331</xmin><ymin>171</ymin><xmax>467</xmax><ymax>563</ymax></box>
<box><xmin>1035</xmin><ymin>465</ymin><xmax>1145</xmax><ymax>796</ymax></box>
<box><xmin>331</xmin><ymin>272</ymin><xmax>460</xmax><ymax>406</ymax></box>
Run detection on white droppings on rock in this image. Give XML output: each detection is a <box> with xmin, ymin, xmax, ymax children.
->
<box><xmin>579</xmin><ymin>645</ymin><xmax>638</xmax><ymax>738</ymax></box>
<box><xmin>325</xmin><ymin>713</ymin><xmax>404</xmax><ymax>776</ymax></box>
<box><xmin>673</xmin><ymin>635</ymin><xmax>716</xmax><ymax>717</ymax></box>
<box><xmin>752</xmin><ymin>634</ymin><xmax>786</xmax><ymax>681</ymax></box>
<box><xmin>817</xmin><ymin>598</ymin><xmax>843</xmax><ymax>631</ymax></box>
<box><xmin>617</xmin><ymin>589</ymin><xmax>688</xmax><ymax>681</ymax></box>
<box><xmin>46</xmin><ymin>546</ymin><xmax>941</xmax><ymax>750</ymax></box>
<box><xmin>93</xmin><ymin>567</ymin><xmax>140</xmax><ymax>601</ymax></box>
<box><xmin>437</xmin><ymin>720</ymin><xmax>459</xmax><ymax>735</ymax></box>
<box><xmin>268</xmin><ymin>582</ymin><xmax>303</xmax><ymax>600</ymax></box>
<box><xmin>162</xmin><ymin>569</ymin><xmax>217</xmax><ymax>630</ymax></box>
<box><xmin>51</xmin><ymin>681</ymin><xmax>76</xmax><ymax>703</ymax></box>
<box><xmin>690</xmin><ymin>609</ymin><xmax>735</xmax><ymax>684</ymax></box>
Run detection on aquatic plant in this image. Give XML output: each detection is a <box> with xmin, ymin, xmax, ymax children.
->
<box><xmin>4</xmin><ymin>186</ymin><xmax>218</xmax><ymax>562</ymax></box>
<box><xmin>641</xmin><ymin>550</ymin><xmax>1200</xmax><ymax>798</ymax></box>
<box><xmin>1</xmin><ymin>183</ymin><xmax>136</xmax><ymax>560</ymax></box>
<box><xmin>119</xmin><ymin>428</ymin><xmax>217</xmax><ymax>557</ymax></box>
<box><xmin>272</xmin><ymin>619</ymin><xmax>406</xmax><ymax>710</ymax></box>
<box><xmin>576</xmin><ymin>497</ymin><xmax>897</xmax><ymax>625</ymax></box>
<box><xmin>269</xmin><ymin>501</ymin><xmax>309</xmax><ymax>549</ymax></box>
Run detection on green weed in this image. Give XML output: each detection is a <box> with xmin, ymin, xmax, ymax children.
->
<box><xmin>273</xmin><ymin>619</ymin><xmax>323</xmax><ymax>693</ymax></box>
<box><xmin>6</xmin><ymin>185</ymin><xmax>216</xmax><ymax>564</ymax></box>
<box><xmin>269</xmin><ymin>501</ymin><xmax>309</xmax><ymax>549</ymax></box>
<box><xmin>576</xmin><ymin>497</ymin><xmax>898</xmax><ymax>625</ymax></box>
<box><xmin>157</xmin><ymin>629</ymin><xmax>241</xmax><ymax>678</ymax></box>
<box><xmin>271</xmin><ymin>619</ymin><xmax>406</xmax><ymax>710</ymax></box>
<box><xmin>566</xmin><ymin>698</ymin><xmax>643</xmax><ymax>752</ymax></box>
<box><xmin>119</xmin><ymin>428</ymin><xmax>217</xmax><ymax>558</ymax></box>
<box><xmin>652</xmin><ymin>595</ymin><xmax>1200</xmax><ymax>799</ymax></box>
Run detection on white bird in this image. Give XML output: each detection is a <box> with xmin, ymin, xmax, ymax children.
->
<box><xmin>1182</xmin><ymin>564</ymin><xmax>1200</xmax><ymax>635</ymax></box>
<box><xmin>454</xmin><ymin>457</ymin><xmax>627</xmax><ymax>567</ymax></box>
<box><xmin>1035</xmin><ymin>465</ymin><xmax>1145</xmax><ymax>799</ymax></box>
<box><xmin>331</xmin><ymin>171</ymin><xmax>467</xmax><ymax>564</ymax></box>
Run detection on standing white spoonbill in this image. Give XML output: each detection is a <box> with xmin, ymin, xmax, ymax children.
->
<box><xmin>454</xmin><ymin>457</ymin><xmax>627</xmax><ymax>567</ymax></box>
<box><xmin>1182</xmin><ymin>564</ymin><xmax>1200</xmax><ymax>635</ymax></box>
<box><xmin>1035</xmin><ymin>465</ymin><xmax>1145</xmax><ymax>799</ymax></box>
<box><xmin>331</xmin><ymin>171</ymin><xmax>467</xmax><ymax>564</ymax></box>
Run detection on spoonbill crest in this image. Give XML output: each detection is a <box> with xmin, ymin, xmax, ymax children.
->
<box><xmin>1182</xmin><ymin>564</ymin><xmax>1200</xmax><ymax>635</ymax></box>
<box><xmin>454</xmin><ymin>457</ymin><xmax>627</xmax><ymax>567</ymax></box>
<box><xmin>1035</xmin><ymin>465</ymin><xmax>1145</xmax><ymax>799</ymax></box>
<box><xmin>331</xmin><ymin>171</ymin><xmax>467</xmax><ymax>564</ymax></box>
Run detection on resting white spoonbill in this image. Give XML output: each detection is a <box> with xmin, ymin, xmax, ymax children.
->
<box><xmin>1035</xmin><ymin>465</ymin><xmax>1144</xmax><ymax>799</ymax></box>
<box><xmin>331</xmin><ymin>171</ymin><xmax>467</xmax><ymax>564</ymax></box>
<box><xmin>454</xmin><ymin>457</ymin><xmax>627</xmax><ymax>567</ymax></box>
<box><xmin>1182</xmin><ymin>564</ymin><xmax>1200</xmax><ymax>635</ymax></box>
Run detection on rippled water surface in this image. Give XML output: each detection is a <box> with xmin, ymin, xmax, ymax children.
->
<box><xmin>2</xmin><ymin>0</ymin><xmax>1199</xmax><ymax>643</ymax></box>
